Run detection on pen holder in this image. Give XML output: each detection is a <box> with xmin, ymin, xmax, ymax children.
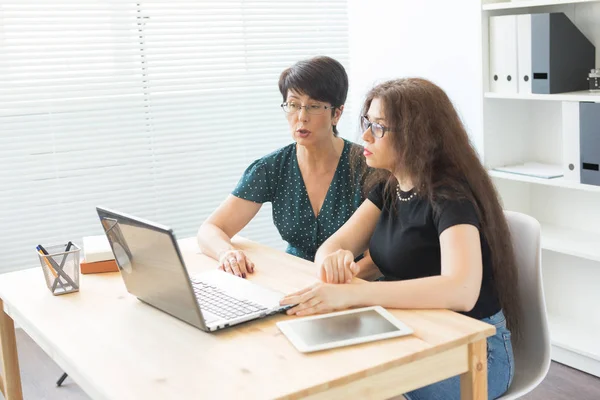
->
<box><xmin>38</xmin><ymin>243</ymin><xmax>81</xmax><ymax>295</ymax></box>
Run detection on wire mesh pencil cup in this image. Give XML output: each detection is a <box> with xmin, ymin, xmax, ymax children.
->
<box><xmin>38</xmin><ymin>243</ymin><xmax>81</xmax><ymax>295</ymax></box>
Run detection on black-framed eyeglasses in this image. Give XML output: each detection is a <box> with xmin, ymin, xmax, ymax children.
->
<box><xmin>281</xmin><ymin>102</ymin><xmax>336</xmax><ymax>115</ymax></box>
<box><xmin>361</xmin><ymin>115</ymin><xmax>391</xmax><ymax>139</ymax></box>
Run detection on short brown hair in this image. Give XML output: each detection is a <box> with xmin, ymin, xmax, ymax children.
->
<box><xmin>278</xmin><ymin>56</ymin><xmax>348</xmax><ymax>136</ymax></box>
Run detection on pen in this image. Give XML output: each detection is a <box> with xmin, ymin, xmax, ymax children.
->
<box><xmin>51</xmin><ymin>241</ymin><xmax>74</xmax><ymax>293</ymax></box>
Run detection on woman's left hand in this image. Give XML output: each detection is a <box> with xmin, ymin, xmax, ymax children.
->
<box><xmin>279</xmin><ymin>282</ymin><xmax>354</xmax><ymax>316</ymax></box>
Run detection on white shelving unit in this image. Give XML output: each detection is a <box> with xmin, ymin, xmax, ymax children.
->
<box><xmin>482</xmin><ymin>1</ymin><xmax>600</xmax><ymax>377</ymax></box>
<box><xmin>483</xmin><ymin>0</ymin><xmax>600</xmax><ymax>11</ymax></box>
<box><xmin>548</xmin><ymin>314</ymin><xmax>600</xmax><ymax>376</ymax></box>
<box><xmin>541</xmin><ymin>223</ymin><xmax>600</xmax><ymax>262</ymax></box>
<box><xmin>484</xmin><ymin>90</ymin><xmax>600</xmax><ymax>102</ymax></box>
<box><xmin>489</xmin><ymin>170</ymin><xmax>600</xmax><ymax>192</ymax></box>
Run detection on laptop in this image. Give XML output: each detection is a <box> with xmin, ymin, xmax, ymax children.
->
<box><xmin>96</xmin><ymin>207</ymin><xmax>290</xmax><ymax>332</ymax></box>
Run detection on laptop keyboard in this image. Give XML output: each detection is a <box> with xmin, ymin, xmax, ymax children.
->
<box><xmin>192</xmin><ymin>281</ymin><xmax>268</xmax><ymax>320</ymax></box>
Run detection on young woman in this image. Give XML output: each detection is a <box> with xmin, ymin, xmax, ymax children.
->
<box><xmin>280</xmin><ymin>78</ymin><xmax>519</xmax><ymax>400</ymax></box>
<box><xmin>197</xmin><ymin>56</ymin><xmax>372</xmax><ymax>278</ymax></box>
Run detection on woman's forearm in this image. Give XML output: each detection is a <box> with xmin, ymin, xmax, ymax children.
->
<box><xmin>349</xmin><ymin>275</ymin><xmax>479</xmax><ymax>312</ymax></box>
<box><xmin>197</xmin><ymin>223</ymin><xmax>234</xmax><ymax>261</ymax></box>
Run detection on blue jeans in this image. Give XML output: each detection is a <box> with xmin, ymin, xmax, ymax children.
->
<box><xmin>404</xmin><ymin>310</ymin><xmax>514</xmax><ymax>400</ymax></box>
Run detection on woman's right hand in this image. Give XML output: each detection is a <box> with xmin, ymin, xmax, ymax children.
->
<box><xmin>218</xmin><ymin>249</ymin><xmax>255</xmax><ymax>279</ymax></box>
<box><xmin>318</xmin><ymin>249</ymin><xmax>359</xmax><ymax>284</ymax></box>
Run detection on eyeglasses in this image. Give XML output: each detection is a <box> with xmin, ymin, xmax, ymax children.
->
<box><xmin>281</xmin><ymin>102</ymin><xmax>336</xmax><ymax>116</ymax></box>
<box><xmin>361</xmin><ymin>115</ymin><xmax>391</xmax><ymax>139</ymax></box>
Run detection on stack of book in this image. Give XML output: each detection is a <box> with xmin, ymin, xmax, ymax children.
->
<box><xmin>81</xmin><ymin>235</ymin><xmax>118</xmax><ymax>274</ymax></box>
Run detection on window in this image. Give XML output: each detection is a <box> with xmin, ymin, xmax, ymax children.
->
<box><xmin>0</xmin><ymin>1</ymin><xmax>350</xmax><ymax>272</ymax></box>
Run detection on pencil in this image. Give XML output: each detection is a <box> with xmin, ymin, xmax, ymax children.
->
<box><xmin>36</xmin><ymin>247</ymin><xmax>58</xmax><ymax>278</ymax></box>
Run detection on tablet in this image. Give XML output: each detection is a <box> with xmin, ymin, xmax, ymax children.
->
<box><xmin>276</xmin><ymin>306</ymin><xmax>413</xmax><ymax>353</ymax></box>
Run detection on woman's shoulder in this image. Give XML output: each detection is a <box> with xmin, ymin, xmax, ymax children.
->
<box><xmin>234</xmin><ymin>143</ymin><xmax>296</xmax><ymax>200</ymax></box>
<box><xmin>240</xmin><ymin>143</ymin><xmax>294</xmax><ymax>178</ymax></box>
<box><xmin>256</xmin><ymin>142</ymin><xmax>296</xmax><ymax>167</ymax></box>
<box><xmin>429</xmin><ymin>183</ymin><xmax>481</xmax><ymax>229</ymax></box>
<box><xmin>430</xmin><ymin>181</ymin><xmax>475</xmax><ymax>205</ymax></box>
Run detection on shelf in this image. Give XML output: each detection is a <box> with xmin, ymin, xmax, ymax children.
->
<box><xmin>541</xmin><ymin>223</ymin><xmax>600</xmax><ymax>262</ymax></box>
<box><xmin>484</xmin><ymin>90</ymin><xmax>600</xmax><ymax>102</ymax></box>
<box><xmin>548</xmin><ymin>314</ymin><xmax>600</xmax><ymax>361</ymax></box>
<box><xmin>489</xmin><ymin>170</ymin><xmax>600</xmax><ymax>193</ymax></box>
<box><xmin>483</xmin><ymin>0</ymin><xmax>600</xmax><ymax>11</ymax></box>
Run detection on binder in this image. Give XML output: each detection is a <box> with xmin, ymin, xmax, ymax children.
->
<box><xmin>489</xmin><ymin>15</ymin><xmax>518</xmax><ymax>93</ymax></box>
<box><xmin>580</xmin><ymin>102</ymin><xmax>600</xmax><ymax>186</ymax></box>
<box><xmin>516</xmin><ymin>14</ymin><xmax>532</xmax><ymax>94</ymax></box>
<box><xmin>531</xmin><ymin>13</ymin><xmax>595</xmax><ymax>94</ymax></box>
<box><xmin>561</xmin><ymin>101</ymin><xmax>580</xmax><ymax>183</ymax></box>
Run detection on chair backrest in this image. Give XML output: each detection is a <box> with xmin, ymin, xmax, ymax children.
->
<box><xmin>499</xmin><ymin>211</ymin><xmax>551</xmax><ymax>399</ymax></box>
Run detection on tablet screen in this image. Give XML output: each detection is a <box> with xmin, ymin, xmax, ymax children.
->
<box><xmin>289</xmin><ymin>309</ymin><xmax>401</xmax><ymax>347</ymax></box>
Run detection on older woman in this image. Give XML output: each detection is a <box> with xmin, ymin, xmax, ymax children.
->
<box><xmin>197</xmin><ymin>56</ymin><xmax>372</xmax><ymax>278</ymax></box>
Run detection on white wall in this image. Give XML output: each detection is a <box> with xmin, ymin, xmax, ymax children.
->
<box><xmin>347</xmin><ymin>0</ymin><xmax>485</xmax><ymax>155</ymax></box>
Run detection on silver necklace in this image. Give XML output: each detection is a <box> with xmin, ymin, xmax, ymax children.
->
<box><xmin>396</xmin><ymin>184</ymin><xmax>417</xmax><ymax>202</ymax></box>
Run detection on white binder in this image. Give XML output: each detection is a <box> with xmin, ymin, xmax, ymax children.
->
<box><xmin>561</xmin><ymin>101</ymin><xmax>581</xmax><ymax>183</ymax></box>
<box><xmin>517</xmin><ymin>14</ymin><xmax>532</xmax><ymax>94</ymax></box>
<box><xmin>489</xmin><ymin>15</ymin><xmax>518</xmax><ymax>93</ymax></box>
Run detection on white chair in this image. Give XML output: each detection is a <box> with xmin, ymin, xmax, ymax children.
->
<box><xmin>497</xmin><ymin>211</ymin><xmax>551</xmax><ymax>399</ymax></box>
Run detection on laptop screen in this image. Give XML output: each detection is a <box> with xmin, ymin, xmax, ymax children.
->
<box><xmin>97</xmin><ymin>208</ymin><xmax>203</xmax><ymax>329</ymax></box>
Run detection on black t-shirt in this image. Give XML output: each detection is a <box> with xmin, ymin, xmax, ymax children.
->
<box><xmin>367</xmin><ymin>183</ymin><xmax>501</xmax><ymax>320</ymax></box>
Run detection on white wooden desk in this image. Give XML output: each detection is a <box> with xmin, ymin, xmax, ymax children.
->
<box><xmin>0</xmin><ymin>237</ymin><xmax>494</xmax><ymax>399</ymax></box>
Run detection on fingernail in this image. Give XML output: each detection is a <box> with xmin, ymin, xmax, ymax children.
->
<box><xmin>242</xmin><ymin>273</ymin><xmax>246</xmax><ymax>278</ymax></box>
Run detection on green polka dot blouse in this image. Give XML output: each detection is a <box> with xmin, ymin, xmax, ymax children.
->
<box><xmin>232</xmin><ymin>139</ymin><xmax>370</xmax><ymax>261</ymax></box>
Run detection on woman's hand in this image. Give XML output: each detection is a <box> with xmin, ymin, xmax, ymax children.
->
<box><xmin>318</xmin><ymin>249</ymin><xmax>359</xmax><ymax>284</ymax></box>
<box><xmin>279</xmin><ymin>282</ymin><xmax>354</xmax><ymax>316</ymax></box>
<box><xmin>218</xmin><ymin>249</ymin><xmax>254</xmax><ymax>278</ymax></box>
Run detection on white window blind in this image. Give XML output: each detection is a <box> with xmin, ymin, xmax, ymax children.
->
<box><xmin>0</xmin><ymin>1</ymin><xmax>351</xmax><ymax>273</ymax></box>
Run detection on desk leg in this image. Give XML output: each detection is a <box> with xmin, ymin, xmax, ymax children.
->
<box><xmin>0</xmin><ymin>299</ymin><xmax>24</xmax><ymax>400</ymax></box>
<box><xmin>460</xmin><ymin>339</ymin><xmax>487</xmax><ymax>400</ymax></box>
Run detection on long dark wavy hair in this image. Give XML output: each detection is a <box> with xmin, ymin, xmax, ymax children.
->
<box><xmin>360</xmin><ymin>78</ymin><xmax>520</xmax><ymax>334</ymax></box>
